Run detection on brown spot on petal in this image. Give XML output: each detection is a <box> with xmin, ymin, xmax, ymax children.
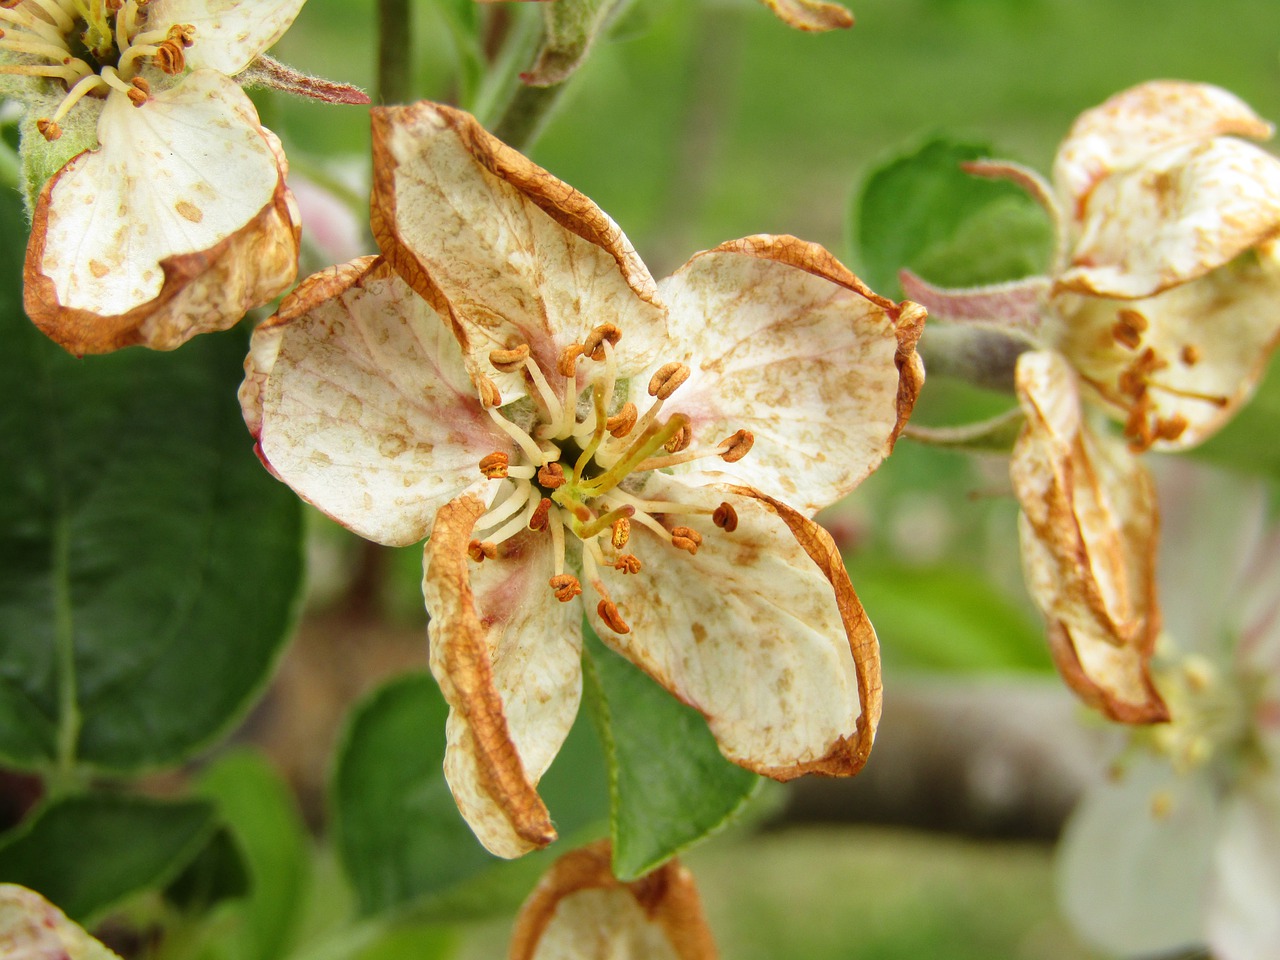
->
<box><xmin>89</xmin><ymin>260</ymin><xmax>109</xmax><ymax>279</ymax></box>
<box><xmin>174</xmin><ymin>201</ymin><xmax>202</xmax><ymax>224</ymax></box>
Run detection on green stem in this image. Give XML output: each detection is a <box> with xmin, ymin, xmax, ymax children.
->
<box><xmin>376</xmin><ymin>0</ymin><xmax>413</xmax><ymax>104</ymax></box>
<box><xmin>473</xmin><ymin>3</ymin><xmax>544</xmax><ymax>131</ymax></box>
<box><xmin>491</xmin><ymin>83</ymin><xmax>568</xmax><ymax>152</ymax></box>
<box><xmin>916</xmin><ymin>325</ymin><xmax>1028</xmax><ymax>394</ymax></box>
<box><xmin>52</xmin><ymin>510</ymin><xmax>80</xmax><ymax>789</ymax></box>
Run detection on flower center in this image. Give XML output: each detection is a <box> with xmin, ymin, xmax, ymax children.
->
<box><xmin>1097</xmin><ymin>306</ymin><xmax>1227</xmax><ymax>452</ymax></box>
<box><xmin>0</xmin><ymin>0</ymin><xmax>196</xmax><ymax>141</ymax></box>
<box><xmin>465</xmin><ymin>323</ymin><xmax>753</xmax><ymax>635</ymax></box>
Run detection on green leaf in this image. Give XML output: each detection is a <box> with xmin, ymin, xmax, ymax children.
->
<box><xmin>331</xmin><ymin>671</ymin><xmax>609</xmax><ymax>919</ymax></box>
<box><xmin>0</xmin><ymin>191</ymin><xmax>304</xmax><ymax>773</ymax></box>
<box><xmin>853</xmin><ymin>137</ymin><xmax>1053</xmax><ymax>295</ymax></box>
<box><xmin>354</xmin><ymin>926</ymin><xmax>456</xmax><ymax>960</ymax></box>
<box><xmin>0</xmin><ymin>793</ymin><xmax>217</xmax><ymax>922</ymax></box>
<box><xmin>583</xmin><ymin>631</ymin><xmax>759</xmax><ymax>882</ymax></box>
<box><xmin>197</xmin><ymin>750</ymin><xmax>311</xmax><ymax>960</ymax></box>
<box><xmin>163</xmin><ymin>827</ymin><xmax>250</xmax><ymax>912</ymax></box>
<box><xmin>846</xmin><ymin>561</ymin><xmax>1052</xmax><ymax>674</ymax></box>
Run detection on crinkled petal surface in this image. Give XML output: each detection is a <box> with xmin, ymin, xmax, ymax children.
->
<box><xmin>1057</xmin><ymin>756</ymin><xmax>1217</xmax><ymax>957</ymax></box>
<box><xmin>756</xmin><ymin>0</ymin><xmax>853</xmax><ymax>30</ymax></box>
<box><xmin>147</xmin><ymin>0</ymin><xmax>307</xmax><ymax>74</ymax></box>
<box><xmin>242</xmin><ymin>257</ymin><xmax>500</xmax><ymax>546</ymax></box>
<box><xmin>25</xmin><ymin>72</ymin><xmax>298</xmax><ymax>354</ymax></box>
<box><xmin>1205</xmin><ymin>780</ymin><xmax>1280</xmax><ymax>960</ymax></box>
<box><xmin>587</xmin><ymin>476</ymin><xmax>880</xmax><ymax>779</ymax></box>
<box><xmin>1058</xmin><ymin>240</ymin><xmax>1280</xmax><ymax>449</ymax></box>
<box><xmin>1011</xmin><ymin>350</ymin><xmax>1166</xmax><ymax>722</ymax></box>
<box><xmin>424</xmin><ymin>495</ymin><xmax>584</xmax><ymax>859</ymax></box>
<box><xmin>371</xmin><ymin>101</ymin><xmax>668</xmax><ymax>401</ymax></box>
<box><xmin>1053</xmin><ymin>81</ymin><xmax>1274</xmax><ymax>216</ymax></box>
<box><xmin>0</xmin><ymin>885</ymin><xmax>122</xmax><ymax>959</ymax></box>
<box><xmin>510</xmin><ymin>841</ymin><xmax>717</xmax><ymax>960</ymax></box>
<box><xmin>647</xmin><ymin>236</ymin><xmax>924</xmax><ymax>513</ymax></box>
<box><xmin>1059</xmin><ymin>137</ymin><xmax>1280</xmax><ymax>299</ymax></box>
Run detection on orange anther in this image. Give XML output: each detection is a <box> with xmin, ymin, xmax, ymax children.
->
<box><xmin>478</xmin><ymin>451</ymin><xmax>509</xmax><ymax>479</ymax></box>
<box><xmin>671</xmin><ymin>526</ymin><xmax>702</xmax><ymax>555</ymax></box>
<box><xmin>549</xmin><ymin>574</ymin><xmax>582</xmax><ymax>603</ymax></box>
<box><xmin>1181</xmin><ymin>344</ymin><xmax>1201</xmax><ymax>366</ymax></box>
<box><xmin>154</xmin><ymin>40</ymin><xmax>186</xmax><ymax>74</ymax></box>
<box><xmin>529</xmin><ymin>497</ymin><xmax>552</xmax><ymax>531</ymax></box>
<box><xmin>611</xmin><ymin>517</ymin><xmax>631</xmax><ymax>549</ymax></box>
<box><xmin>648</xmin><ymin>362</ymin><xmax>690</xmax><ymax>400</ymax></box>
<box><xmin>597</xmin><ymin>599</ymin><xmax>631</xmax><ymax>634</ymax></box>
<box><xmin>664</xmin><ymin>423</ymin><xmax>692</xmax><ymax>453</ymax></box>
<box><xmin>606</xmin><ymin>402</ymin><xmax>638</xmax><ymax>438</ymax></box>
<box><xmin>489</xmin><ymin>343</ymin><xmax>531</xmax><ymax>372</ymax></box>
<box><xmin>468</xmin><ymin>540</ymin><xmax>497</xmax><ymax>562</ymax></box>
<box><xmin>557</xmin><ymin>343</ymin><xmax>585</xmax><ymax>377</ymax></box>
<box><xmin>36</xmin><ymin>119</ymin><xmax>61</xmax><ymax>142</ymax></box>
<box><xmin>712</xmin><ymin>502</ymin><xmax>739</xmax><ymax>533</ymax></box>
<box><xmin>613</xmin><ymin>554</ymin><xmax>642</xmax><ymax>574</ymax></box>
<box><xmin>476</xmin><ymin>376</ymin><xmax>502</xmax><ymax>408</ymax></box>
<box><xmin>719</xmin><ymin>429</ymin><xmax>754</xmax><ymax>463</ymax></box>
<box><xmin>1155</xmin><ymin>414</ymin><xmax>1189</xmax><ymax>442</ymax></box>
<box><xmin>583</xmin><ymin>323</ymin><xmax>622</xmax><ymax>361</ymax></box>
<box><xmin>537</xmin><ymin>461</ymin><xmax>566</xmax><ymax>489</ymax></box>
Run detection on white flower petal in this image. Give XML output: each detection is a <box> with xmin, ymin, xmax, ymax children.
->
<box><xmin>588</xmin><ymin>477</ymin><xmax>879</xmax><ymax>778</ymax></box>
<box><xmin>0</xmin><ymin>885</ymin><xmax>123</xmax><ymax>959</ymax></box>
<box><xmin>648</xmin><ymin>236</ymin><xmax>924</xmax><ymax>513</ymax></box>
<box><xmin>147</xmin><ymin>0</ymin><xmax>307</xmax><ymax>75</ymax></box>
<box><xmin>25</xmin><ymin>71</ymin><xmax>297</xmax><ymax>354</ymax></box>
<box><xmin>1057</xmin><ymin>240</ymin><xmax>1280</xmax><ymax>450</ymax></box>
<box><xmin>1012</xmin><ymin>351</ymin><xmax>1166</xmax><ymax>722</ymax></box>
<box><xmin>510</xmin><ymin>841</ymin><xmax>717</xmax><ymax>960</ymax></box>
<box><xmin>1059</xmin><ymin>138</ymin><xmax>1280</xmax><ymax>300</ymax></box>
<box><xmin>1205</xmin><ymin>780</ymin><xmax>1280</xmax><ymax>960</ymax></box>
<box><xmin>1057</xmin><ymin>756</ymin><xmax>1219</xmax><ymax>957</ymax></box>
<box><xmin>371</xmin><ymin>102</ymin><xmax>669</xmax><ymax>402</ymax></box>
<box><xmin>425</xmin><ymin>495</ymin><xmax>584</xmax><ymax>859</ymax></box>
<box><xmin>1053</xmin><ymin>81</ymin><xmax>1273</xmax><ymax>215</ymax></box>
<box><xmin>244</xmin><ymin>258</ymin><xmax>501</xmax><ymax>547</ymax></box>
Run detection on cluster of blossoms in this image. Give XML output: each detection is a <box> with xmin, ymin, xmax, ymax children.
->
<box><xmin>906</xmin><ymin>80</ymin><xmax>1280</xmax><ymax>725</ymax></box>
<box><xmin>240</xmin><ymin>99</ymin><xmax>924</xmax><ymax>857</ymax></box>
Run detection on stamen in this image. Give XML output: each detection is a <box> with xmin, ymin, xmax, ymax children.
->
<box><xmin>486</xmin><ymin>406</ymin><xmax>547</xmax><ymax>466</ymax></box>
<box><xmin>611</xmin><ymin>517</ymin><xmax>630</xmax><ymax>549</ymax></box>
<box><xmin>0</xmin><ymin>6</ymin><xmax>63</xmax><ymax>43</ymax></box>
<box><xmin>29</xmin><ymin>0</ymin><xmax>72</xmax><ymax>32</ymax></box>
<box><xmin>489</xmin><ymin>343</ymin><xmax>530</xmax><ymax>372</ymax></box>
<box><xmin>549</xmin><ymin>573</ymin><xmax>582</xmax><ymax>603</ymax></box>
<box><xmin>718</xmin><ymin>429</ymin><xmax>754</xmax><ymax>462</ymax></box>
<box><xmin>549</xmin><ymin>504</ymin><xmax>567</xmax><ymax>576</ymax></box>
<box><xmin>522</xmin><ymin>356</ymin><xmax>564</xmax><ymax>426</ymax></box>
<box><xmin>1111</xmin><ymin>308</ymin><xmax>1147</xmax><ymax>349</ymax></box>
<box><xmin>474</xmin><ymin>481</ymin><xmax>534</xmax><ymax>533</ymax></box>
<box><xmin>478</xmin><ymin>451</ymin><xmax>509</xmax><ymax>479</ymax></box>
<box><xmin>613</xmin><ymin>554</ymin><xmax>642</xmax><ymax>574</ymax></box>
<box><xmin>664</xmin><ymin>423</ymin><xmax>692</xmax><ymax>453</ymax></box>
<box><xmin>712</xmin><ymin>502</ymin><xmax>738</xmax><ymax>532</ymax></box>
<box><xmin>606</xmin><ymin>402</ymin><xmax>637</xmax><ymax>438</ymax></box>
<box><xmin>35</xmin><ymin>118</ymin><xmax>60</xmax><ymax>140</ymax></box>
<box><xmin>671</xmin><ymin>526</ymin><xmax>702</xmax><ymax>555</ymax></box>
<box><xmin>648</xmin><ymin>362</ymin><xmax>690</xmax><ymax>400</ymax></box>
<box><xmin>575</xmin><ymin>503</ymin><xmax>634</xmax><ymax>541</ymax></box>
<box><xmin>583</xmin><ymin>323</ymin><xmax>621</xmax><ymax>361</ymax></box>
<box><xmin>484</xmin><ymin>495</ymin><xmax>540</xmax><ymax>547</ymax></box>
<box><xmin>468</xmin><ymin>540</ymin><xmax>497</xmax><ymax>562</ymax></box>
<box><xmin>476</xmin><ymin>375</ymin><xmax>502</xmax><ymax>408</ymax></box>
<box><xmin>125</xmin><ymin>75</ymin><xmax>149</xmax><ymax>106</ymax></box>
<box><xmin>1146</xmin><ymin>380</ymin><xmax>1230</xmax><ymax>407</ymax></box>
<box><xmin>0</xmin><ymin>33</ymin><xmax>75</xmax><ymax>60</ymax></box>
<box><xmin>1181</xmin><ymin>344</ymin><xmax>1201</xmax><ymax>366</ymax></box>
<box><xmin>537</xmin><ymin>461</ymin><xmax>566</xmax><ymax>489</ymax></box>
<box><xmin>573</xmin><ymin>381</ymin><xmax>609</xmax><ymax>481</ymax></box>
<box><xmin>597</xmin><ymin>598</ymin><xmax>631</xmax><ymax>633</ymax></box>
<box><xmin>1154</xmin><ymin>414</ymin><xmax>1189</xmax><ymax>442</ymax></box>
<box><xmin>0</xmin><ymin>61</ymin><xmax>85</xmax><ymax>81</ymax></box>
<box><xmin>529</xmin><ymin>497</ymin><xmax>552</xmax><ymax>531</ymax></box>
<box><xmin>557</xmin><ymin>343</ymin><xmax>584</xmax><ymax>378</ymax></box>
<box><xmin>578</xmin><ymin>413</ymin><xmax>689</xmax><ymax>498</ymax></box>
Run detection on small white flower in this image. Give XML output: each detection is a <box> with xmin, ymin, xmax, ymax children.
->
<box><xmin>2</xmin><ymin>0</ymin><xmax>309</xmax><ymax>353</ymax></box>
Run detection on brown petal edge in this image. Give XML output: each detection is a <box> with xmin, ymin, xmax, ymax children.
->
<box><xmin>707</xmin><ymin>234</ymin><xmax>926</xmax><ymax>451</ymax></box>
<box><xmin>1046</xmin><ymin>621</ymin><xmax>1167</xmax><ymax>724</ymax></box>
<box><xmin>370</xmin><ymin>101</ymin><xmax>662</xmax><ymax>330</ymax></box>
<box><xmin>722</xmin><ymin>484</ymin><xmax>882</xmax><ymax>779</ymax></box>
<box><xmin>758</xmin><ymin>0</ymin><xmax>855</xmax><ymax>31</ymax></box>
<box><xmin>509</xmin><ymin>840</ymin><xmax>718</xmax><ymax>960</ymax></box>
<box><xmin>425</xmin><ymin>493</ymin><xmax>557</xmax><ymax>850</ymax></box>
<box><xmin>24</xmin><ymin>134</ymin><xmax>299</xmax><ymax>356</ymax></box>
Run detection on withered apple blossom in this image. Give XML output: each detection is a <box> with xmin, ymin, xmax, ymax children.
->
<box><xmin>241</xmin><ymin>101</ymin><xmax>924</xmax><ymax>858</ymax></box>
<box><xmin>509</xmin><ymin>841</ymin><xmax>717</xmax><ymax>960</ymax></box>
<box><xmin>1</xmin><ymin>0</ymin><xmax>316</xmax><ymax>354</ymax></box>
<box><xmin>904</xmin><ymin>81</ymin><xmax>1280</xmax><ymax>724</ymax></box>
